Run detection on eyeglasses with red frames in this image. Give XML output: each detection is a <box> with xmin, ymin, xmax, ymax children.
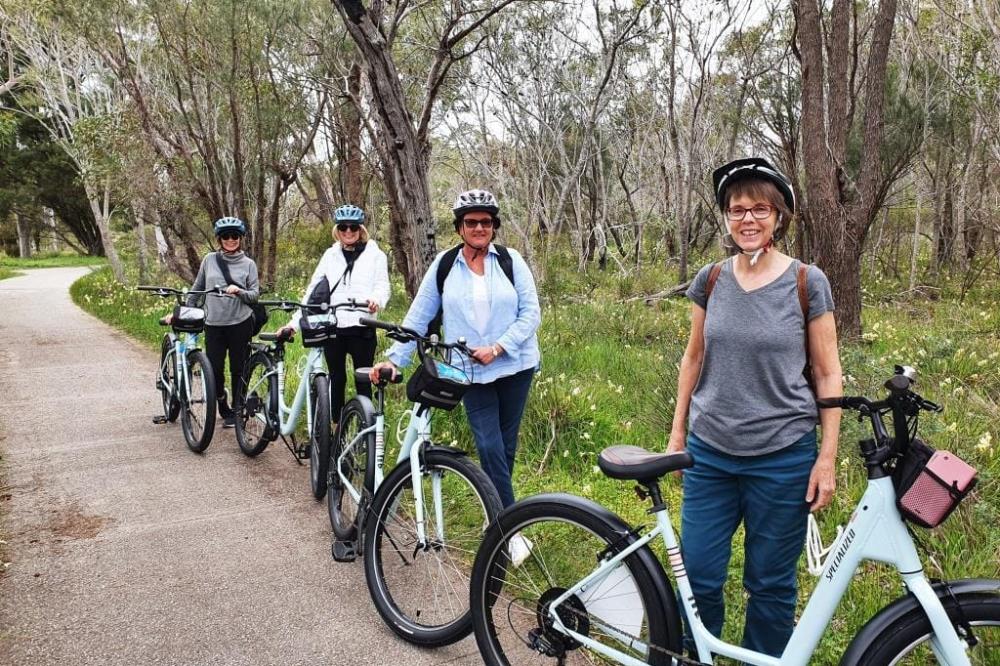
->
<box><xmin>727</xmin><ymin>204</ymin><xmax>776</xmax><ymax>221</ymax></box>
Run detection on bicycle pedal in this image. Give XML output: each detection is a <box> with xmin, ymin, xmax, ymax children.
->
<box><xmin>152</xmin><ymin>415</ymin><xmax>169</xmax><ymax>424</ymax></box>
<box><xmin>332</xmin><ymin>539</ymin><xmax>357</xmax><ymax>562</ymax></box>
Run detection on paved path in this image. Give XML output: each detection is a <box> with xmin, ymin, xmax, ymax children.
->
<box><xmin>0</xmin><ymin>268</ymin><xmax>479</xmax><ymax>666</ymax></box>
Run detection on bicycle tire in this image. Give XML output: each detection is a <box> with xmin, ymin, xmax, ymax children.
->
<box><xmin>363</xmin><ymin>448</ymin><xmax>503</xmax><ymax>647</ymax></box>
<box><xmin>180</xmin><ymin>349</ymin><xmax>216</xmax><ymax>453</ymax></box>
<box><xmin>159</xmin><ymin>334</ymin><xmax>180</xmax><ymax>422</ymax></box>
<box><xmin>470</xmin><ymin>496</ymin><xmax>677</xmax><ymax>666</ymax></box>
<box><xmin>235</xmin><ymin>351</ymin><xmax>277</xmax><ymax>457</ymax></box>
<box><xmin>328</xmin><ymin>397</ymin><xmax>376</xmax><ymax>540</ymax></box>
<box><xmin>844</xmin><ymin>593</ymin><xmax>1000</xmax><ymax>665</ymax></box>
<box><xmin>309</xmin><ymin>374</ymin><xmax>332</xmax><ymax>500</ymax></box>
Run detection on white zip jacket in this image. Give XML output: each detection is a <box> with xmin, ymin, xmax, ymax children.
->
<box><xmin>289</xmin><ymin>241</ymin><xmax>391</xmax><ymax>330</ymax></box>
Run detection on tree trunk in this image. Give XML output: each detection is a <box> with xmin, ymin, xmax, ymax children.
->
<box><xmin>333</xmin><ymin>3</ymin><xmax>436</xmax><ymax>296</ymax></box>
<box><xmin>85</xmin><ymin>181</ymin><xmax>126</xmax><ymax>282</ymax></box>
<box><xmin>15</xmin><ymin>212</ymin><xmax>32</xmax><ymax>259</ymax></box>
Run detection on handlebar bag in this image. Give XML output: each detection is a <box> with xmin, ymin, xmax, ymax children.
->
<box><xmin>894</xmin><ymin>438</ymin><xmax>978</xmax><ymax>528</ymax></box>
<box><xmin>300</xmin><ymin>311</ymin><xmax>336</xmax><ymax>348</ymax></box>
<box><xmin>405</xmin><ymin>355</ymin><xmax>471</xmax><ymax>411</ymax></box>
<box><xmin>172</xmin><ymin>305</ymin><xmax>206</xmax><ymax>333</ymax></box>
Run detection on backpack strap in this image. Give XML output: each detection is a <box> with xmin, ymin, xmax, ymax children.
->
<box><xmin>704</xmin><ymin>260</ymin><xmax>725</xmax><ymax>301</ymax></box>
<box><xmin>428</xmin><ymin>243</ymin><xmax>516</xmax><ymax>336</ymax></box>
<box><xmin>797</xmin><ymin>262</ymin><xmax>816</xmax><ymax>392</ymax></box>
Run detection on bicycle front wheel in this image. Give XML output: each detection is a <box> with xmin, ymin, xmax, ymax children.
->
<box><xmin>328</xmin><ymin>397</ymin><xmax>375</xmax><ymax>540</ymax></box>
<box><xmin>363</xmin><ymin>449</ymin><xmax>502</xmax><ymax>647</ymax></box>
<box><xmin>235</xmin><ymin>351</ymin><xmax>276</xmax><ymax>457</ymax></box>
<box><xmin>470</xmin><ymin>498</ymin><xmax>676</xmax><ymax>666</ymax></box>
<box><xmin>845</xmin><ymin>592</ymin><xmax>1000</xmax><ymax>665</ymax></box>
<box><xmin>180</xmin><ymin>350</ymin><xmax>216</xmax><ymax>453</ymax></box>
<box><xmin>159</xmin><ymin>335</ymin><xmax>180</xmax><ymax>422</ymax></box>
<box><xmin>308</xmin><ymin>375</ymin><xmax>331</xmax><ymax>500</ymax></box>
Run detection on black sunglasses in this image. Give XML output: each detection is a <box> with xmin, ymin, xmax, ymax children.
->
<box><xmin>218</xmin><ymin>232</ymin><xmax>242</xmax><ymax>241</ymax></box>
<box><xmin>337</xmin><ymin>224</ymin><xmax>361</xmax><ymax>232</ymax></box>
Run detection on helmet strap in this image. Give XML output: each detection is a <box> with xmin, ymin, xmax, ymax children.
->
<box><xmin>740</xmin><ymin>238</ymin><xmax>773</xmax><ymax>267</ymax></box>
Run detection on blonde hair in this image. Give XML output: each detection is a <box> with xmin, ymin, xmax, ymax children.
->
<box><xmin>334</xmin><ymin>223</ymin><xmax>370</xmax><ymax>244</ymax></box>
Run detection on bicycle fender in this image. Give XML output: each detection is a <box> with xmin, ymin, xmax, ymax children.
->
<box><xmin>346</xmin><ymin>394</ymin><xmax>375</xmax><ymax>421</ymax></box>
<box><xmin>502</xmin><ymin>493</ymin><xmax>684</xmax><ymax>651</ymax></box>
<box><xmin>840</xmin><ymin>578</ymin><xmax>1000</xmax><ymax>665</ymax></box>
<box><xmin>420</xmin><ymin>443</ymin><xmax>468</xmax><ymax>459</ymax></box>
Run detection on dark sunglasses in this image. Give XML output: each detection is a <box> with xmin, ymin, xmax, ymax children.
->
<box><xmin>218</xmin><ymin>232</ymin><xmax>242</xmax><ymax>241</ymax></box>
<box><xmin>462</xmin><ymin>218</ymin><xmax>495</xmax><ymax>230</ymax></box>
<box><xmin>337</xmin><ymin>224</ymin><xmax>361</xmax><ymax>232</ymax></box>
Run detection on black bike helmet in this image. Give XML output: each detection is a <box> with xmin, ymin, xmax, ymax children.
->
<box><xmin>712</xmin><ymin>157</ymin><xmax>796</xmax><ymax>215</ymax></box>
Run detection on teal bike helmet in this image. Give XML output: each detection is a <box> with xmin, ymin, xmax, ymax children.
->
<box><xmin>213</xmin><ymin>216</ymin><xmax>247</xmax><ymax>236</ymax></box>
<box><xmin>333</xmin><ymin>204</ymin><xmax>365</xmax><ymax>223</ymax></box>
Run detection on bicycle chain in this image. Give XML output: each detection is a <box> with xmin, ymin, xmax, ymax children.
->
<box><xmin>527</xmin><ymin>599</ymin><xmax>710</xmax><ymax>665</ymax></box>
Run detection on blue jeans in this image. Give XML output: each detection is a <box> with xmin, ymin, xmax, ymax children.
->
<box><xmin>462</xmin><ymin>368</ymin><xmax>535</xmax><ymax>508</ymax></box>
<box><xmin>681</xmin><ymin>430</ymin><xmax>817</xmax><ymax>657</ymax></box>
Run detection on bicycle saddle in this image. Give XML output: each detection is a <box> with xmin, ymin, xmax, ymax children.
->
<box><xmin>598</xmin><ymin>445</ymin><xmax>694</xmax><ymax>482</ymax></box>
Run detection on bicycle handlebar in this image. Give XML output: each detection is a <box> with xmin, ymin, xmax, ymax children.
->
<box><xmin>258</xmin><ymin>298</ymin><xmax>369</xmax><ymax>314</ymax></box>
<box><xmin>359</xmin><ymin>317</ymin><xmax>474</xmax><ymax>357</ymax></box>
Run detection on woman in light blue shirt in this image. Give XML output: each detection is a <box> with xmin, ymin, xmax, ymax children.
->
<box><xmin>372</xmin><ymin>190</ymin><xmax>541</xmax><ymax>527</ymax></box>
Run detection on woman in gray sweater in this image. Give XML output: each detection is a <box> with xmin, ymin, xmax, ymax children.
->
<box><xmin>182</xmin><ymin>217</ymin><xmax>260</xmax><ymax>428</ymax></box>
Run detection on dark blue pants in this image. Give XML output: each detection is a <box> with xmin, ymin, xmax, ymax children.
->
<box><xmin>681</xmin><ymin>430</ymin><xmax>816</xmax><ymax>657</ymax></box>
<box><xmin>462</xmin><ymin>368</ymin><xmax>535</xmax><ymax>508</ymax></box>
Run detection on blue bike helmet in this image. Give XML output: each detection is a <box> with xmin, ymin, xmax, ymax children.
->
<box><xmin>333</xmin><ymin>204</ymin><xmax>365</xmax><ymax>223</ymax></box>
<box><xmin>213</xmin><ymin>216</ymin><xmax>247</xmax><ymax>237</ymax></box>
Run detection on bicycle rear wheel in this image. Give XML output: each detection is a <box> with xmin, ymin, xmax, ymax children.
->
<box><xmin>328</xmin><ymin>397</ymin><xmax>375</xmax><ymax>540</ymax></box>
<box><xmin>159</xmin><ymin>335</ymin><xmax>180</xmax><ymax>422</ymax></box>
<box><xmin>180</xmin><ymin>349</ymin><xmax>216</xmax><ymax>453</ymax></box>
<box><xmin>363</xmin><ymin>449</ymin><xmax>502</xmax><ymax>647</ymax></box>
<box><xmin>845</xmin><ymin>593</ymin><xmax>1000</xmax><ymax>665</ymax></box>
<box><xmin>470</xmin><ymin>497</ymin><xmax>677</xmax><ymax>666</ymax></box>
<box><xmin>309</xmin><ymin>375</ymin><xmax>331</xmax><ymax>500</ymax></box>
<box><xmin>235</xmin><ymin>351</ymin><xmax>276</xmax><ymax>457</ymax></box>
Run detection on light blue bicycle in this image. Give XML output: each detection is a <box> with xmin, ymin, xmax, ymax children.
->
<box><xmin>234</xmin><ymin>298</ymin><xmax>369</xmax><ymax>499</ymax></box>
<box><xmin>470</xmin><ymin>365</ymin><xmax>999</xmax><ymax>665</ymax></box>
<box><xmin>139</xmin><ymin>285</ymin><xmax>219</xmax><ymax>453</ymax></box>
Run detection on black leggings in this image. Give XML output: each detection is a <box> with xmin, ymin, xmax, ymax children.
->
<box><xmin>204</xmin><ymin>317</ymin><xmax>253</xmax><ymax>413</ymax></box>
<box><xmin>324</xmin><ymin>334</ymin><xmax>377</xmax><ymax>423</ymax></box>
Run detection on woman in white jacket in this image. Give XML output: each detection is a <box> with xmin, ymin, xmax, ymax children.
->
<box><xmin>280</xmin><ymin>204</ymin><xmax>390</xmax><ymax>424</ymax></box>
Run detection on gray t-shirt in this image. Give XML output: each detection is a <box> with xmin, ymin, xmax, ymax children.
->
<box><xmin>685</xmin><ymin>258</ymin><xmax>835</xmax><ymax>456</ymax></box>
<box><xmin>186</xmin><ymin>251</ymin><xmax>260</xmax><ymax>326</ymax></box>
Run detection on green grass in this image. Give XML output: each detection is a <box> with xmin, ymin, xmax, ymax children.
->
<box><xmin>0</xmin><ymin>266</ymin><xmax>20</xmax><ymax>281</ymax></box>
<box><xmin>0</xmin><ymin>252</ymin><xmax>106</xmax><ymax>269</ymax></box>
<box><xmin>70</xmin><ymin>250</ymin><xmax>1000</xmax><ymax>663</ymax></box>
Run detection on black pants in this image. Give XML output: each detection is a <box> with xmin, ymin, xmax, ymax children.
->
<box><xmin>323</xmin><ymin>333</ymin><xmax>377</xmax><ymax>423</ymax></box>
<box><xmin>204</xmin><ymin>317</ymin><xmax>254</xmax><ymax>416</ymax></box>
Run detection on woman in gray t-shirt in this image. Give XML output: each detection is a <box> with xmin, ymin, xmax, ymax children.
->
<box><xmin>666</xmin><ymin>158</ymin><xmax>843</xmax><ymax>657</ymax></box>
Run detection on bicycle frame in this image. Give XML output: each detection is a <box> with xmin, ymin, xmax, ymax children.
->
<box><xmin>260</xmin><ymin>345</ymin><xmax>327</xmax><ymax>438</ymax></box>
<box><xmin>160</xmin><ymin>332</ymin><xmax>200</xmax><ymax>406</ymax></box>
<box><xmin>337</xmin><ymin>401</ymin><xmax>439</xmax><ymax>546</ymax></box>
<box><xmin>543</xmin><ymin>474</ymin><xmax>973</xmax><ymax>666</ymax></box>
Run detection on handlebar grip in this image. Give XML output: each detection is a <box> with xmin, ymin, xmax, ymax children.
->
<box><xmin>379</xmin><ymin>367</ymin><xmax>403</xmax><ymax>384</ymax></box>
<box><xmin>360</xmin><ymin>317</ymin><xmax>395</xmax><ymax>331</ymax></box>
<box><xmin>136</xmin><ymin>285</ymin><xmax>161</xmax><ymax>292</ymax></box>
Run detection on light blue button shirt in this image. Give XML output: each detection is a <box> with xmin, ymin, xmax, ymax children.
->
<box><xmin>386</xmin><ymin>244</ymin><xmax>541</xmax><ymax>385</ymax></box>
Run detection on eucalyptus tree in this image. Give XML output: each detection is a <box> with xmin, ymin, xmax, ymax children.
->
<box><xmin>332</xmin><ymin>0</ymin><xmax>525</xmax><ymax>295</ymax></box>
<box><xmin>2</xmin><ymin>4</ymin><xmax>126</xmax><ymax>278</ymax></box>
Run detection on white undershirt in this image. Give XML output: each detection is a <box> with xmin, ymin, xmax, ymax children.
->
<box><xmin>470</xmin><ymin>272</ymin><xmax>490</xmax><ymax>337</ymax></box>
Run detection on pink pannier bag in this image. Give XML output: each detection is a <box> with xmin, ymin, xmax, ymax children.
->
<box><xmin>897</xmin><ymin>449</ymin><xmax>978</xmax><ymax>529</ymax></box>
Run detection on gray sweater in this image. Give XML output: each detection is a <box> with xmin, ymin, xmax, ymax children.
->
<box><xmin>685</xmin><ymin>259</ymin><xmax>835</xmax><ymax>456</ymax></box>
<box><xmin>186</xmin><ymin>251</ymin><xmax>260</xmax><ymax>326</ymax></box>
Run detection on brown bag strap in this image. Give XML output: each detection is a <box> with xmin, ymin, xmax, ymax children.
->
<box><xmin>797</xmin><ymin>262</ymin><xmax>810</xmax><ymax>335</ymax></box>
<box><xmin>704</xmin><ymin>261</ymin><xmax>725</xmax><ymax>301</ymax></box>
